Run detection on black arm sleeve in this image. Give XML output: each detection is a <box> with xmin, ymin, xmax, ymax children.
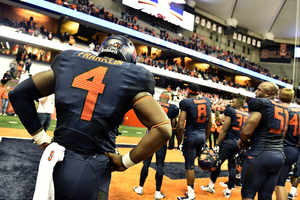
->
<box><xmin>8</xmin><ymin>77</ymin><xmax>44</xmax><ymax>135</ymax></box>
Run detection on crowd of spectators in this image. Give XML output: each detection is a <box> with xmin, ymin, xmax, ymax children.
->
<box><xmin>0</xmin><ymin>16</ymin><xmax>275</xmax><ymax>91</ymax></box>
<box><xmin>44</xmin><ymin>0</ymin><xmax>292</xmax><ymax>85</ymax></box>
<box><xmin>1</xmin><ymin>16</ymin><xmax>54</xmax><ymax>41</ymax></box>
<box><xmin>0</xmin><ymin>0</ymin><xmax>292</xmax><ymax>86</ymax></box>
<box><xmin>0</xmin><ymin>13</ymin><xmax>256</xmax><ymax>91</ymax></box>
<box><xmin>167</xmin><ymin>85</ymin><xmax>247</xmax><ymax>115</ymax></box>
<box><xmin>137</xmin><ymin>54</ymin><xmax>256</xmax><ymax>92</ymax></box>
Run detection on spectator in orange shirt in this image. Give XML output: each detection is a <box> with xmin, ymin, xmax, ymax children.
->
<box><xmin>69</xmin><ymin>36</ymin><xmax>76</xmax><ymax>46</ymax></box>
<box><xmin>56</xmin><ymin>0</ymin><xmax>63</xmax><ymax>6</ymax></box>
<box><xmin>152</xmin><ymin>30</ymin><xmax>156</xmax><ymax>37</ymax></box>
<box><xmin>133</xmin><ymin>15</ymin><xmax>138</xmax><ymax>24</ymax></box>
<box><xmin>190</xmin><ymin>70</ymin><xmax>195</xmax><ymax>77</ymax></box>
<box><xmin>95</xmin><ymin>8</ymin><xmax>99</xmax><ymax>16</ymax></box>
<box><xmin>70</xmin><ymin>3</ymin><xmax>77</xmax><ymax>10</ymax></box>
<box><xmin>16</xmin><ymin>60</ymin><xmax>24</xmax><ymax>80</ymax></box>
<box><xmin>132</xmin><ymin>24</ymin><xmax>138</xmax><ymax>31</ymax></box>
<box><xmin>0</xmin><ymin>86</ymin><xmax>10</xmax><ymax>116</ymax></box>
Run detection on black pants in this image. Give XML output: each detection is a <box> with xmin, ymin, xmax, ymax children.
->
<box><xmin>139</xmin><ymin>144</ymin><xmax>167</xmax><ymax>191</ymax></box>
<box><xmin>211</xmin><ymin>139</ymin><xmax>239</xmax><ymax>189</ymax></box>
<box><xmin>168</xmin><ymin>129</ymin><xmax>177</xmax><ymax>149</ymax></box>
<box><xmin>209</xmin><ymin>131</ymin><xmax>218</xmax><ymax>149</ymax></box>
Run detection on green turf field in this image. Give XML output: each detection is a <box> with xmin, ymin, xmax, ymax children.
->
<box><xmin>118</xmin><ymin>125</ymin><xmax>147</xmax><ymax>137</ymax></box>
<box><xmin>0</xmin><ymin>115</ymin><xmax>147</xmax><ymax>137</ymax></box>
<box><xmin>0</xmin><ymin>115</ymin><xmax>57</xmax><ymax>131</ymax></box>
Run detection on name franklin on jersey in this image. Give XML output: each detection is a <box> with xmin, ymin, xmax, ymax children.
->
<box><xmin>76</xmin><ymin>51</ymin><xmax>124</xmax><ymax>65</ymax></box>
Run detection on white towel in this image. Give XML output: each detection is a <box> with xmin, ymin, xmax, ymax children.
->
<box><xmin>33</xmin><ymin>142</ymin><xmax>65</xmax><ymax>200</ymax></box>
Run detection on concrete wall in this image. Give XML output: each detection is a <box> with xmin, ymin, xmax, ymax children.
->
<box><xmin>260</xmin><ymin>60</ymin><xmax>299</xmax><ymax>85</ymax></box>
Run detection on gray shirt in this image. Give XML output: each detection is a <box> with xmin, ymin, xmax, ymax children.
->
<box><xmin>9</xmin><ymin>61</ymin><xmax>17</xmax><ymax>69</ymax></box>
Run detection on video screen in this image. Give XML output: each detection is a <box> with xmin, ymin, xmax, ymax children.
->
<box><xmin>295</xmin><ymin>47</ymin><xmax>300</xmax><ymax>58</ymax></box>
<box><xmin>122</xmin><ymin>0</ymin><xmax>194</xmax><ymax>31</ymax></box>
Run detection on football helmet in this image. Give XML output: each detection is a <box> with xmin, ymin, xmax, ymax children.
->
<box><xmin>198</xmin><ymin>145</ymin><xmax>221</xmax><ymax>172</ymax></box>
<box><xmin>289</xmin><ymin>163</ymin><xmax>298</xmax><ymax>177</ymax></box>
<box><xmin>232</xmin><ymin>149</ymin><xmax>248</xmax><ymax>172</ymax></box>
<box><xmin>98</xmin><ymin>35</ymin><xmax>137</xmax><ymax>64</ymax></box>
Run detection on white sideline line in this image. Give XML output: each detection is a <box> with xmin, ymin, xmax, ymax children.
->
<box><xmin>1</xmin><ymin>136</ymin><xmax>32</xmax><ymax>140</ymax></box>
<box><xmin>0</xmin><ymin>138</ymin><xmax>139</xmax><ymax>148</ymax></box>
<box><xmin>0</xmin><ymin>138</ymin><xmax>139</xmax><ymax>145</ymax></box>
<box><xmin>116</xmin><ymin>142</ymin><xmax>138</xmax><ymax>145</ymax></box>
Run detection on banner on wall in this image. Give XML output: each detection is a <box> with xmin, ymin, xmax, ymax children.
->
<box><xmin>280</xmin><ymin>43</ymin><xmax>287</xmax><ymax>56</ymax></box>
<box><xmin>238</xmin><ymin>34</ymin><xmax>242</xmax><ymax>41</ymax></box>
<box><xmin>233</xmin><ymin>32</ymin><xmax>237</xmax><ymax>39</ymax></box>
<box><xmin>218</xmin><ymin>26</ymin><xmax>222</xmax><ymax>34</ymax></box>
<box><xmin>206</xmin><ymin>21</ymin><xmax>211</xmax><ymax>29</ymax></box>
<box><xmin>252</xmin><ymin>39</ymin><xmax>256</xmax><ymax>46</ymax></box>
<box><xmin>242</xmin><ymin>35</ymin><xmax>246</xmax><ymax>43</ymax></box>
<box><xmin>260</xmin><ymin>45</ymin><xmax>293</xmax><ymax>63</ymax></box>
<box><xmin>201</xmin><ymin>18</ymin><xmax>205</xmax><ymax>26</ymax></box>
<box><xmin>195</xmin><ymin>16</ymin><xmax>200</xmax><ymax>24</ymax></box>
<box><xmin>247</xmin><ymin>37</ymin><xmax>251</xmax><ymax>44</ymax></box>
<box><xmin>257</xmin><ymin>40</ymin><xmax>261</xmax><ymax>48</ymax></box>
<box><xmin>212</xmin><ymin>23</ymin><xmax>217</xmax><ymax>31</ymax></box>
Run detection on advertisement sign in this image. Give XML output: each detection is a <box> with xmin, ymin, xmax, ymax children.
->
<box><xmin>260</xmin><ymin>45</ymin><xmax>293</xmax><ymax>63</ymax></box>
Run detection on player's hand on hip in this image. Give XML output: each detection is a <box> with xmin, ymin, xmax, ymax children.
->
<box><xmin>39</xmin><ymin>142</ymin><xmax>50</xmax><ymax>151</ymax></box>
<box><xmin>238</xmin><ymin>139</ymin><xmax>245</xmax><ymax>149</ymax></box>
<box><xmin>105</xmin><ymin>152</ymin><xmax>127</xmax><ymax>172</ymax></box>
<box><xmin>39</xmin><ymin>138</ymin><xmax>54</xmax><ymax>151</ymax></box>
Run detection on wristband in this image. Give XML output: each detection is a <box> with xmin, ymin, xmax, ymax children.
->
<box><xmin>32</xmin><ymin>129</ymin><xmax>52</xmax><ymax>145</ymax></box>
<box><xmin>122</xmin><ymin>152</ymin><xmax>135</xmax><ymax>169</ymax></box>
<box><xmin>240</xmin><ymin>137</ymin><xmax>247</xmax><ymax>144</ymax></box>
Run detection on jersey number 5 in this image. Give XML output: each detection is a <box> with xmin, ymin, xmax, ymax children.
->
<box><xmin>270</xmin><ymin>106</ymin><xmax>289</xmax><ymax>135</ymax></box>
<box><xmin>71</xmin><ymin>66</ymin><xmax>108</xmax><ymax>121</ymax></box>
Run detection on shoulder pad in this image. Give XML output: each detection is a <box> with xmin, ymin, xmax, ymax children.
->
<box><xmin>248</xmin><ymin>98</ymin><xmax>263</xmax><ymax>112</ymax></box>
<box><xmin>179</xmin><ymin>99</ymin><xmax>188</xmax><ymax>111</ymax></box>
<box><xmin>224</xmin><ymin>105</ymin><xmax>232</xmax><ymax>116</ymax></box>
